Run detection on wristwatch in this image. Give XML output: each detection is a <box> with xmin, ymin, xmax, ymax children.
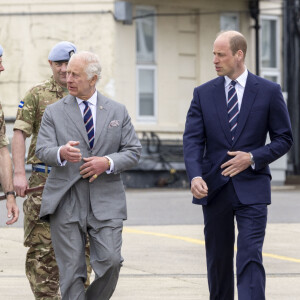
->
<box><xmin>249</xmin><ymin>152</ymin><xmax>255</xmax><ymax>164</ymax></box>
<box><xmin>5</xmin><ymin>191</ymin><xmax>16</xmax><ymax>198</ymax></box>
<box><xmin>106</xmin><ymin>157</ymin><xmax>111</xmax><ymax>168</ymax></box>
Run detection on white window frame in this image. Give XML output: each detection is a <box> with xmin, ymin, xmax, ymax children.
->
<box><xmin>260</xmin><ymin>70</ymin><xmax>281</xmax><ymax>85</ymax></box>
<box><xmin>135</xmin><ymin>5</ymin><xmax>157</xmax><ymax>122</ymax></box>
<box><xmin>136</xmin><ymin>65</ymin><xmax>157</xmax><ymax>123</ymax></box>
<box><xmin>220</xmin><ymin>13</ymin><xmax>240</xmax><ymax>31</ymax></box>
<box><xmin>136</xmin><ymin>6</ymin><xmax>156</xmax><ymax>64</ymax></box>
<box><xmin>260</xmin><ymin>15</ymin><xmax>281</xmax><ymax>84</ymax></box>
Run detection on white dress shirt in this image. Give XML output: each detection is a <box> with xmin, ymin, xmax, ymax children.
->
<box><xmin>76</xmin><ymin>90</ymin><xmax>98</xmax><ymax>133</ymax></box>
<box><xmin>57</xmin><ymin>90</ymin><xmax>114</xmax><ymax>173</ymax></box>
<box><xmin>224</xmin><ymin>68</ymin><xmax>248</xmax><ymax>110</ymax></box>
<box><xmin>225</xmin><ymin>68</ymin><xmax>254</xmax><ymax>168</ymax></box>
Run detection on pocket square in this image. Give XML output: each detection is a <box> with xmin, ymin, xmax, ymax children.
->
<box><xmin>109</xmin><ymin>120</ymin><xmax>120</xmax><ymax>128</ymax></box>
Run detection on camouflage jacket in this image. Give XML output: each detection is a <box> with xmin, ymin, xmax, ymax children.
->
<box><xmin>0</xmin><ymin>102</ymin><xmax>9</xmax><ymax>149</ymax></box>
<box><xmin>14</xmin><ymin>76</ymin><xmax>68</xmax><ymax>165</ymax></box>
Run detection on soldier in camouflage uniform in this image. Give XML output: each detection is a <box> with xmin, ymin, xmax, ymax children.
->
<box><xmin>0</xmin><ymin>44</ymin><xmax>19</xmax><ymax>225</ymax></box>
<box><xmin>12</xmin><ymin>42</ymin><xmax>91</xmax><ymax>300</ymax></box>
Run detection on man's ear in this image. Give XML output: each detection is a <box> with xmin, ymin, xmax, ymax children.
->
<box><xmin>90</xmin><ymin>75</ymin><xmax>98</xmax><ymax>86</ymax></box>
<box><xmin>237</xmin><ymin>50</ymin><xmax>244</xmax><ymax>62</ymax></box>
<box><xmin>48</xmin><ymin>60</ymin><xmax>53</xmax><ymax>67</ymax></box>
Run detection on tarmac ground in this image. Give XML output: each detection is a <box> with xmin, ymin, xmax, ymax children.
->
<box><xmin>0</xmin><ymin>187</ymin><xmax>300</xmax><ymax>299</ymax></box>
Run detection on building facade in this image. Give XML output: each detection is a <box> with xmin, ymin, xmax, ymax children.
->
<box><xmin>0</xmin><ymin>0</ymin><xmax>293</xmax><ymax>186</ymax></box>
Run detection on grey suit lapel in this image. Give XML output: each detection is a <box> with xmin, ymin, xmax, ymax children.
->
<box><xmin>93</xmin><ymin>92</ymin><xmax>110</xmax><ymax>150</ymax></box>
<box><xmin>63</xmin><ymin>95</ymin><xmax>90</xmax><ymax>146</ymax></box>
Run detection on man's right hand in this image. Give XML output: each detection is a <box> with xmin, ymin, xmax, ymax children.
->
<box><xmin>60</xmin><ymin>141</ymin><xmax>82</xmax><ymax>163</ymax></box>
<box><xmin>6</xmin><ymin>195</ymin><xmax>19</xmax><ymax>225</ymax></box>
<box><xmin>191</xmin><ymin>177</ymin><xmax>208</xmax><ymax>199</ymax></box>
<box><xmin>13</xmin><ymin>173</ymin><xmax>29</xmax><ymax>197</ymax></box>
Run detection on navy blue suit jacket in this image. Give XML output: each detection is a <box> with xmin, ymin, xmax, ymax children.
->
<box><xmin>183</xmin><ymin>72</ymin><xmax>293</xmax><ymax>205</ymax></box>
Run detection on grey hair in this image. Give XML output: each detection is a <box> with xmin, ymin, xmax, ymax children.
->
<box><xmin>69</xmin><ymin>51</ymin><xmax>102</xmax><ymax>83</ymax></box>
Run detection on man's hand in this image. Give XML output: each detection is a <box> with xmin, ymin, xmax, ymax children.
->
<box><xmin>80</xmin><ymin>157</ymin><xmax>110</xmax><ymax>183</ymax></box>
<box><xmin>13</xmin><ymin>173</ymin><xmax>28</xmax><ymax>197</ymax></box>
<box><xmin>191</xmin><ymin>177</ymin><xmax>208</xmax><ymax>199</ymax></box>
<box><xmin>221</xmin><ymin>151</ymin><xmax>252</xmax><ymax>177</ymax></box>
<box><xmin>60</xmin><ymin>141</ymin><xmax>82</xmax><ymax>163</ymax></box>
<box><xmin>6</xmin><ymin>195</ymin><xmax>19</xmax><ymax>225</ymax></box>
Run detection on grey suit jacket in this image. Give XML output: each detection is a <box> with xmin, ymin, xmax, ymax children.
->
<box><xmin>36</xmin><ymin>92</ymin><xmax>142</xmax><ymax>221</ymax></box>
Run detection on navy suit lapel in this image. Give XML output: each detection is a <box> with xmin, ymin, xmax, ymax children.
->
<box><xmin>213</xmin><ymin>77</ymin><xmax>232</xmax><ymax>145</ymax></box>
<box><xmin>63</xmin><ymin>96</ymin><xmax>90</xmax><ymax>147</ymax></box>
<box><xmin>232</xmin><ymin>72</ymin><xmax>259</xmax><ymax>146</ymax></box>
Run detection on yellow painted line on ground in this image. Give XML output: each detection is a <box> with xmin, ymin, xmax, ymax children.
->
<box><xmin>124</xmin><ymin>227</ymin><xmax>300</xmax><ymax>264</ymax></box>
<box><xmin>124</xmin><ymin>227</ymin><xmax>205</xmax><ymax>245</ymax></box>
<box><xmin>262</xmin><ymin>252</ymin><xmax>300</xmax><ymax>263</ymax></box>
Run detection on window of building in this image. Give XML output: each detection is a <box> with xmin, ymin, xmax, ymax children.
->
<box><xmin>136</xmin><ymin>6</ymin><xmax>156</xmax><ymax>122</ymax></box>
<box><xmin>137</xmin><ymin>66</ymin><xmax>156</xmax><ymax>116</ymax></box>
<box><xmin>260</xmin><ymin>15</ymin><xmax>280</xmax><ymax>83</ymax></box>
<box><xmin>220</xmin><ymin>13</ymin><xmax>239</xmax><ymax>31</ymax></box>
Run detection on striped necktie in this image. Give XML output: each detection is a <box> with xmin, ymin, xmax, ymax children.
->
<box><xmin>227</xmin><ymin>80</ymin><xmax>239</xmax><ymax>141</ymax></box>
<box><xmin>83</xmin><ymin>101</ymin><xmax>94</xmax><ymax>149</ymax></box>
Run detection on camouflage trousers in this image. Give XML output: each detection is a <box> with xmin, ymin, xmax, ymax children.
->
<box><xmin>25</xmin><ymin>220</ymin><xmax>61</xmax><ymax>300</ymax></box>
<box><xmin>24</xmin><ymin>172</ymin><xmax>91</xmax><ymax>300</ymax></box>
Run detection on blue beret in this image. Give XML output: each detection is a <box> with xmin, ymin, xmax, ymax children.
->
<box><xmin>0</xmin><ymin>44</ymin><xmax>3</xmax><ymax>56</ymax></box>
<box><xmin>48</xmin><ymin>41</ymin><xmax>76</xmax><ymax>61</ymax></box>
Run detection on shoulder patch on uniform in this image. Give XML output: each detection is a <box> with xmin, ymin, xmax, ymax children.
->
<box><xmin>18</xmin><ymin>100</ymin><xmax>24</xmax><ymax>108</ymax></box>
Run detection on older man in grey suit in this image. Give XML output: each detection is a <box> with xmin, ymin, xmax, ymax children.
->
<box><xmin>36</xmin><ymin>51</ymin><xmax>142</xmax><ymax>300</ymax></box>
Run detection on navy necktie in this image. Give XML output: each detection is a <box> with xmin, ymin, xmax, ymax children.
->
<box><xmin>83</xmin><ymin>101</ymin><xmax>94</xmax><ymax>149</ymax></box>
<box><xmin>227</xmin><ymin>80</ymin><xmax>239</xmax><ymax>141</ymax></box>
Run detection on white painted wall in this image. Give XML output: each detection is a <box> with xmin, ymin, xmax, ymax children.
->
<box><xmin>0</xmin><ymin>0</ymin><xmax>288</xmax><ymax>183</ymax></box>
<box><xmin>0</xmin><ymin>0</ymin><xmax>116</xmax><ymax>115</ymax></box>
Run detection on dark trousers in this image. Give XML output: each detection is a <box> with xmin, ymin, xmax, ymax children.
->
<box><xmin>202</xmin><ymin>181</ymin><xmax>267</xmax><ymax>300</ymax></box>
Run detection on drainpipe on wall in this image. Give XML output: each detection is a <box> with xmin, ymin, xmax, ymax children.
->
<box><xmin>249</xmin><ymin>0</ymin><xmax>260</xmax><ymax>76</ymax></box>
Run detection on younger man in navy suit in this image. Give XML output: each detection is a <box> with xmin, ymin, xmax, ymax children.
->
<box><xmin>183</xmin><ymin>31</ymin><xmax>293</xmax><ymax>299</ymax></box>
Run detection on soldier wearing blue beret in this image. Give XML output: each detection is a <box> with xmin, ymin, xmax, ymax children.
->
<box><xmin>12</xmin><ymin>41</ymin><xmax>91</xmax><ymax>299</ymax></box>
<box><xmin>48</xmin><ymin>41</ymin><xmax>76</xmax><ymax>62</ymax></box>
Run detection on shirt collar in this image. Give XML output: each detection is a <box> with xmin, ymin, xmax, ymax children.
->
<box><xmin>224</xmin><ymin>68</ymin><xmax>248</xmax><ymax>88</ymax></box>
<box><xmin>76</xmin><ymin>90</ymin><xmax>98</xmax><ymax>106</ymax></box>
<box><xmin>49</xmin><ymin>75</ymin><xmax>68</xmax><ymax>93</ymax></box>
